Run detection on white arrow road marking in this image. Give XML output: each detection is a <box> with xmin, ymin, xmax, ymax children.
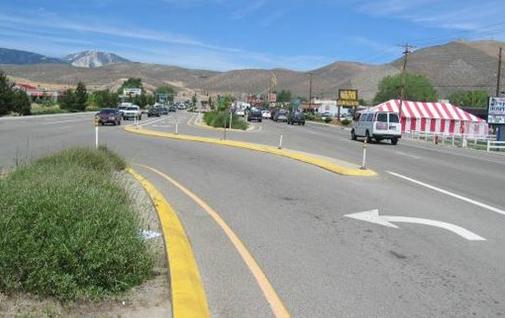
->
<box><xmin>345</xmin><ymin>209</ymin><xmax>486</xmax><ymax>241</ymax></box>
<box><xmin>387</xmin><ymin>171</ymin><xmax>505</xmax><ymax>217</ymax></box>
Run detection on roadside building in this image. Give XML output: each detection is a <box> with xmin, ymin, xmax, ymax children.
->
<box><xmin>14</xmin><ymin>83</ymin><xmax>61</xmax><ymax>102</ymax></box>
<box><xmin>370</xmin><ymin>99</ymin><xmax>489</xmax><ymax>137</ymax></box>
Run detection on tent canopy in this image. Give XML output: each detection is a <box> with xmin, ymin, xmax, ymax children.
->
<box><xmin>371</xmin><ymin>99</ymin><xmax>485</xmax><ymax>123</ymax></box>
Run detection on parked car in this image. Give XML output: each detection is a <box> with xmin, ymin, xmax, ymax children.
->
<box><xmin>236</xmin><ymin>109</ymin><xmax>245</xmax><ymax>117</ymax></box>
<box><xmin>147</xmin><ymin>107</ymin><xmax>161</xmax><ymax>117</ymax></box>
<box><xmin>96</xmin><ymin>108</ymin><xmax>121</xmax><ymax>126</ymax></box>
<box><xmin>273</xmin><ymin>109</ymin><xmax>288</xmax><ymax>122</ymax></box>
<box><xmin>247</xmin><ymin>108</ymin><xmax>263</xmax><ymax>122</ymax></box>
<box><xmin>287</xmin><ymin>111</ymin><xmax>305</xmax><ymax>125</ymax></box>
<box><xmin>351</xmin><ymin>111</ymin><xmax>401</xmax><ymax>145</ymax></box>
<box><xmin>321</xmin><ymin>112</ymin><xmax>333</xmax><ymax>121</ymax></box>
<box><xmin>122</xmin><ymin>105</ymin><xmax>142</xmax><ymax>120</ymax></box>
<box><xmin>168</xmin><ymin>105</ymin><xmax>177</xmax><ymax>112</ymax></box>
<box><xmin>262</xmin><ymin>110</ymin><xmax>271</xmax><ymax>119</ymax></box>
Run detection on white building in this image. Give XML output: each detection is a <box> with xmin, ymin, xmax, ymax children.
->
<box><xmin>313</xmin><ymin>99</ymin><xmax>351</xmax><ymax>117</ymax></box>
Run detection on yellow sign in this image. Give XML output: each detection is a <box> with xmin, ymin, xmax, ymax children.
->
<box><xmin>338</xmin><ymin>89</ymin><xmax>358</xmax><ymax>106</ymax></box>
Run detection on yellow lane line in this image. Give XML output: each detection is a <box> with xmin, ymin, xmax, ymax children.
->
<box><xmin>127</xmin><ymin>168</ymin><xmax>210</xmax><ymax>318</ymax></box>
<box><xmin>136</xmin><ymin>164</ymin><xmax>292</xmax><ymax>318</ymax></box>
<box><xmin>124</xmin><ymin>125</ymin><xmax>376</xmax><ymax>177</ymax></box>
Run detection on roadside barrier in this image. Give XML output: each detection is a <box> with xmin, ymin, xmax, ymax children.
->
<box><xmin>487</xmin><ymin>140</ymin><xmax>505</xmax><ymax>152</ymax></box>
<box><xmin>406</xmin><ymin>130</ymin><xmax>496</xmax><ymax>150</ymax></box>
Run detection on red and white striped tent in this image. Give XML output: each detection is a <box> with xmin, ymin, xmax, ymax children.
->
<box><xmin>370</xmin><ymin>99</ymin><xmax>489</xmax><ymax>137</ymax></box>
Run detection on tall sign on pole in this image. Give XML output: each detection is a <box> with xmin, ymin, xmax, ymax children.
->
<box><xmin>337</xmin><ymin>89</ymin><xmax>359</xmax><ymax>121</ymax></box>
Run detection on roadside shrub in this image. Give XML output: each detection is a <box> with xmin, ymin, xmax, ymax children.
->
<box><xmin>341</xmin><ymin>118</ymin><xmax>352</xmax><ymax>126</ymax></box>
<box><xmin>204</xmin><ymin>111</ymin><xmax>248</xmax><ymax>130</ymax></box>
<box><xmin>0</xmin><ymin>147</ymin><xmax>152</xmax><ymax>301</ymax></box>
<box><xmin>324</xmin><ymin>117</ymin><xmax>332</xmax><ymax>123</ymax></box>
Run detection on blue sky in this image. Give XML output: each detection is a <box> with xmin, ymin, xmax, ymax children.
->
<box><xmin>1</xmin><ymin>0</ymin><xmax>505</xmax><ymax>71</ymax></box>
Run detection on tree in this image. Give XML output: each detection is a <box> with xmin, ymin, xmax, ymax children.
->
<box><xmin>192</xmin><ymin>94</ymin><xmax>197</xmax><ymax>107</ymax></box>
<box><xmin>217</xmin><ymin>95</ymin><xmax>232</xmax><ymax>111</ymax></box>
<box><xmin>0</xmin><ymin>71</ymin><xmax>14</xmax><ymax>116</ymax></box>
<box><xmin>448</xmin><ymin>90</ymin><xmax>488</xmax><ymax>108</ymax></box>
<box><xmin>358</xmin><ymin>98</ymin><xmax>369</xmax><ymax>106</ymax></box>
<box><xmin>11</xmin><ymin>90</ymin><xmax>31</xmax><ymax>115</ymax></box>
<box><xmin>117</xmin><ymin>78</ymin><xmax>143</xmax><ymax>95</ymax></box>
<box><xmin>373</xmin><ymin>73</ymin><xmax>438</xmax><ymax>104</ymax></box>
<box><xmin>73</xmin><ymin>82</ymin><xmax>88</xmax><ymax>111</ymax></box>
<box><xmin>277</xmin><ymin>90</ymin><xmax>292</xmax><ymax>103</ymax></box>
<box><xmin>91</xmin><ymin>90</ymin><xmax>119</xmax><ymax>108</ymax></box>
<box><xmin>60</xmin><ymin>89</ymin><xmax>75</xmax><ymax>111</ymax></box>
<box><xmin>155</xmin><ymin>85</ymin><xmax>176</xmax><ymax>103</ymax></box>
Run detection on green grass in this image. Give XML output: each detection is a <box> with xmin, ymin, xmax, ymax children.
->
<box><xmin>30</xmin><ymin>105</ymin><xmax>67</xmax><ymax>115</ymax></box>
<box><xmin>0</xmin><ymin>147</ymin><xmax>152</xmax><ymax>301</ymax></box>
<box><xmin>203</xmin><ymin>111</ymin><xmax>248</xmax><ymax>130</ymax></box>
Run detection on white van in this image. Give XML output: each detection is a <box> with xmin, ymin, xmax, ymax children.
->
<box><xmin>351</xmin><ymin>111</ymin><xmax>401</xmax><ymax>145</ymax></box>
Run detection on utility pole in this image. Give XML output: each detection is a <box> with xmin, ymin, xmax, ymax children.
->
<box><xmin>308</xmin><ymin>72</ymin><xmax>313</xmax><ymax>112</ymax></box>
<box><xmin>497</xmin><ymin>47</ymin><xmax>502</xmax><ymax>97</ymax></box>
<box><xmin>398</xmin><ymin>43</ymin><xmax>414</xmax><ymax>120</ymax></box>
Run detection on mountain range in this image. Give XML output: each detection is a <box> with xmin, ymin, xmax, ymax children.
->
<box><xmin>0</xmin><ymin>40</ymin><xmax>503</xmax><ymax>101</ymax></box>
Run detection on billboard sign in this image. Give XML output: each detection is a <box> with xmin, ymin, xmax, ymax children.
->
<box><xmin>123</xmin><ymin>88</ymin><xmax>142</xmax><ymax>96</ymax></box>
<box><xmin>268</xmin><ymin>93</ymin><xmax>277</xmax><ymax>103</ymax></box>
<box><xmin>338</xmin><ymin>89</ymin><xmax>359</xmax><ymax>106</ymax></box>
<box><xmin>488</xmin><ymin>97</ymin><xmax>505</xmax><ymax>124</ymax></box>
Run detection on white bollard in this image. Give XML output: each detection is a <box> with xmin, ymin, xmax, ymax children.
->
<box><xmin>278</xmin><ymin>134</ymin><xmax>283</xmax><ymax>149</ymax></box>
<box><xmin>95</xmin><ymin>126</ymin><xmax>99</xmax><ymax>149</ymax></box>
<box><xmin>451</xmin><ymin>135</ymin><xmax>455</xmax><ymax>146</ymax></box>
<box><xmin>229</xmin><ymin>111</ymin><xmax>233</xmax><ymax>130</ymax></box>
<box><xmin>175</xmin><ymin>121</ymin><xmax>179</xmax><ymax>135</ymax></box>
<box><xmin>361</xmin><ymin>140</ymin><xmax>367</xmax><ymax>170</ymax></box>
<box><xmin>487</xmin><ymin>140</ymin><xmax>491</xmax><ymax>152</ymax></box>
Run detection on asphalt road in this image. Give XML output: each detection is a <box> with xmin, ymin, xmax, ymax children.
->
<box><xmin>1</xmin><ymin>111</ymin><xmax>505</xmax><ymax>317</ymax></box>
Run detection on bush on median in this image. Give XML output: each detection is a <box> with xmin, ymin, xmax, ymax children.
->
<box><xmin>203</xmin><ymin>111</ymin><xmax>248</xmax><ymax>130</ymax></box>
<box><xmin>0</xmin><ymin>147</ymin><xmax>152</xmax><ymax>301</ymax></box>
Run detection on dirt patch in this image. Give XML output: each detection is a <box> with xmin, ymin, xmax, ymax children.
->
<box><xmin>0</xmin><ymin>172</ymin><xmax>171</xmax><ymax>318</ymax></box>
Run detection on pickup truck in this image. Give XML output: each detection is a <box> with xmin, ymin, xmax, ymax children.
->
<box><xmin>122</xmin><ymin>105</ymin><xmax>142</xmax><ymax>120</ymax></box>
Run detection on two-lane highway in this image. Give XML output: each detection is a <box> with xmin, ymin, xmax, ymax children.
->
<box><xmin>1</xmin><ymin>112</ymin><xmax>505</xmax><ymax>317</ymax></box>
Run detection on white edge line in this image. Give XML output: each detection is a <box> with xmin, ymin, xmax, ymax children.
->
<box><xmin>387</xmin><ymin>171</ymin><xmax>505</xmax><ymax>216</ymax></box>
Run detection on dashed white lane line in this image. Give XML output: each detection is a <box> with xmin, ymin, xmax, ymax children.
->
<box><xmin>387</xmin><ymin>171</ymin><xmax>505</xmax><ymax>217</ymax></box>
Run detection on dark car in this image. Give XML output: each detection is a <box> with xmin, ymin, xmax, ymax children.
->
<box><xmin>273</xmin><ymin>109</ymin><xmax>288</xmax><ymax>122</ymax></box>
<box><xmin>247</xmin><ymin>108</ymin><xmax>263</xmax><ymax>122</ymax></box>
<box><xmin>148</xmin><ymin>107</ymin><xmax>161</xmax><ymax>117</ymax></box>
<box><xmin>287</xmin><ymin>111</ymin><xmax>305</xmax><ymax>125</ymax></box>
<box><xmin>96</xmin><ymin>108</ymin><xmax>121</xmax><ymax>126</ymax></box>
<box><xmin>168</xmin><ymin>105</ymin><xmax>177</xmax><ymax>112</ymax></box>
<box><xmin>159</xmin><ymin>106</ymin><xmax>169</xmax><ymax>115</ymax></box>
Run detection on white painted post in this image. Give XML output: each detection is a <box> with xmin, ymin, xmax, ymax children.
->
<box><xmin>278</xmin><ymin>134</ymin><xmax>283</xmax><ymax>149</ymax></box>
<box><xmin>95</xmin><ymin>126</ymin><xmax>99</xmax><ymax>149</ymax></box>
<box><xmin>451</xmin><ymin>135</ymin><xmax>455</xmax><ymax>146</ymax></box>
<box><xmin>229</xmin><ymin>111</ymin><xmax>233</xmax><ymax>130</ymax></box>
<box><xmin>487</xmin><ymin>140</ymin><xmax>491</xmax><ymax>152</ymax></box>
<box><xmin>175</xmin><ymin>120</ymin><xmax>179</xmax><ymax>135</ymax></box>
<box><xmin>361</xmin><ymin>139</ymin><xmax>367</xmax><ymax>170</ymax></box>
<box><xmin>425</xmin><ymin>131</ymin><xmax>428</xmax><ymax>141</ymax></box>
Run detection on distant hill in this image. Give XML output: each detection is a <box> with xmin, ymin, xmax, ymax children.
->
<box><xmin>63</xmin><ymin>50</ymin><xmax>130</xmax><ymax>68</ymax></box>
<box><xmin>0</xmin><ymin>48</ymin><xmax>64</xmax><ymax>65</ymax></box>
<box><xmin>1</xmin><ymin>40</ymin><xmax>504</xmax><ymax>100</ymax></box>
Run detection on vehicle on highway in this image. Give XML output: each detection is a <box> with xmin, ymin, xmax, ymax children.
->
<box><xmin>147</xmin><ymin>107</ymin><xmax>161</xmax><ymax>117</ymax></box>
<box><xmin>168</xmin><ymin>105</ymin><xmax>177</xmax><ymax>112</ymax></box>
<box><xmin>247</xmin><ymin>108</ymin><xmax>263</xmax><ymax>122</ymax></box>
<box><xmin>287</xmin><ymin>111</ymin><xmax>305</xmax><ymax>125</ymax></box>
<box><xmin>159</xmin><ymin>106</ymin><xmax>169</xmax><ymax>115</ymax></box>
<box><xmin>351</xmin><ymin>111</ymin><xmax>401</xmax><ymax>145</ymax></box>
<box><xmin>262</xmin><ymin>110</ymin><xmax>271</xmax><ymax>119</ymax></box>
<box><xmin>96</xmin><ymin>108</ymin><xmax>121</xmax><ymax>126</ymax></box>
<box><xmin>122</xmin><ymin>105</ymin><xmax>142</xmax><ymax>120</ymax></box>
<box><xmin>273</xmin><ymin>109</ymin><xmax>288</xmax><ymax>122</ymax></box>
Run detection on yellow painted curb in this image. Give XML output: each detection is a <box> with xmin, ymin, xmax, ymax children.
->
<box><xmin>124</xmin><ymin>126</ymin><xmax>377</xmax><ymax>177</ymax></box>
<box><xmin>127</xmin><ymin>168</ymin><xmax>210</xmax><ymax>318</ymax></box>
